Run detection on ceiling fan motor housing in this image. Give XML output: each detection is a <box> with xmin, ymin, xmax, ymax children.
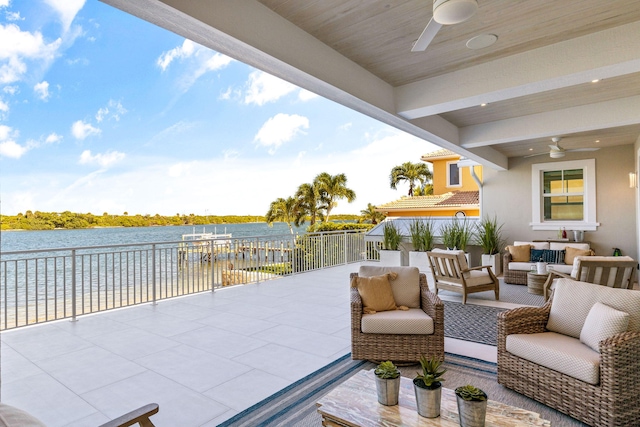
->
<box><xmin>433</xmin><ymin>0</ymin><xmax>478</xmax><ymax>25</ymax></box>
<box><xmin>550</xmin><ymin>150</ymin><xmax>565</xmax><ymax>159</ymax></box>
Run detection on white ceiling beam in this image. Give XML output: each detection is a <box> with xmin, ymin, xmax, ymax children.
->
<box><xmin>395</xmin><ymin>21</ymin><xmax>640</xmax><ymax>119</ymax></box>
<box><xmin>460</xmin><ymin>95</ymin><xmax>640</xmax><ymax>148</ymax></box>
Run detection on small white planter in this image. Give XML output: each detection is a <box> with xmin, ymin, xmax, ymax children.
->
<box><xmin>481</xmin><ymin>254</ymin><xmax>502</xmax><ymax>276</ymax></box>
<box><xmin>379</xmin><ymin>250</ymin><xmax>402</xmax><ymax>266</ymax></box>
<box><xmin>409</xmin><ymin>251</ymin><xmax>430</xmax><ymax>271</ymax></box>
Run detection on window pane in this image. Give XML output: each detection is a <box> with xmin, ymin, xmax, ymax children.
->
<box><xmin>543</xmin><ymin>171</ymin><xmax>563</xmax><ymax>194</ymax></box>
<box><xmin>544</xmin><ymin>195</ymin><xmax>583</xmax><ymax>220</ymax></box>
<box><xmin>449</xmin><ymin>163</ymin><xmax>460</xmax><ymax>186</ymax></box>
<box><xmin>565</xmin><ymin>169</ymin><xmax>583</xmax><ymax>193</ymax></box>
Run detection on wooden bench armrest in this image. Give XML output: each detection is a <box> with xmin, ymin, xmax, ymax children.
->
<box><xmin>98</xmin><ymin>403</ymin><xmax>159</xmax><ymax>427</ymax></box>
<box><xmin>543</xmin><ymin>271</ymin><xmax>574</xmax><ymax>301</ymax></box>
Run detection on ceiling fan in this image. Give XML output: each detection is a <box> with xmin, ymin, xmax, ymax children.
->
<box><xmin>411</xmin><ymin>0</ymin><xmax>478</xmax><ymax>52</ymax></box>
<box><xmin>524</xmin><ymin>137</ymin><xmax>600</xmax><ymax>159</ymax></box>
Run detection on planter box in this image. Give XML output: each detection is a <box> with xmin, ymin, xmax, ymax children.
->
<box><xmin>481</xmin><ymin>253</ymin><xmax>502</xmax><ymax>276</ymax></box>
<box><xmin>409</xmin><ymin>251</ymin><xmax>430</xmax><ymax>271</ymax></box>
<box><xmin>379</xmin><ymin>250</ymin><xmax>402</xmax><ymax>266</ymax></box>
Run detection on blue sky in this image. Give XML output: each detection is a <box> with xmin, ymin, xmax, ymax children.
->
<box><xmin>0</xmin><ymin>0</ymin><xmax>437</xmax><ymax>216</ymax></box>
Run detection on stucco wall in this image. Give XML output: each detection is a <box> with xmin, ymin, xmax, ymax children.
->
<box><xmin>482</xmin><ymin>145</ymin><xmax>637</xmax><ymax>260</ymax></box>
<box><xmin>431</xmin><ymin>159</ymin><xmax>482</xmax><ymax>195</ymax></box>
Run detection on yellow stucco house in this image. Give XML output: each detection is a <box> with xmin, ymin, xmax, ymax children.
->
<box><xmin>376</xmin><ymin>149</ymin><xmax>482</xmax><ymax>217</ymax></box>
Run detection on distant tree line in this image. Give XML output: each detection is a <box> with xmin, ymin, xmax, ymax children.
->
<box><xmin>0</xmin><ymin>210</ymin><xmax>363</xmax><ymax>231</ymax></box>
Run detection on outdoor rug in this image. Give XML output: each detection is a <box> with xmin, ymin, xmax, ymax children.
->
<box><xmin>443</xmin><ymin>300</ymin><xmax>507</xmax><ymax>346</ymax></box>
<box><xmin>437</xmin><ymin>280</ymin><xmax>546</xmax><ymax>306</ymax></box>
<box><xmin>217</xmin><ymin>353</ymin><xmax>586</xmax><ymax>427</ymax></box>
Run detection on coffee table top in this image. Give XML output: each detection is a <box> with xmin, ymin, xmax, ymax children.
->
<box><xmin>317</xmin><ymin>370</ymin><xmax>550</xmax><ymax>427</ymax></box>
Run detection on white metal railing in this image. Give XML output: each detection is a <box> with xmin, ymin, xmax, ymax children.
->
<box><xmin>0</xmin><ymin>229</ymin><xmax>377</xmax><ymax>330</ymax></box>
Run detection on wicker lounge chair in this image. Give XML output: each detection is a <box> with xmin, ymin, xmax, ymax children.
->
<box><xmin>498</xmin><ymin>279</ymin><xmax>640</xmax><ymax>426</ymax></box>
<box><xmin>350</xmin><ymin>266</ymin><xmax>444</xmax><ymax>363</ymax></box>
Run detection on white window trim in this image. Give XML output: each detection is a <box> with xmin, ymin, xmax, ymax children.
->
<box><xmin>530</xmin><ymin>159</ymin><xmax>600</xmax><ymax>231</ymax></box>
<box><xmin>446</xmin><ymin>161</ymin><xmax>462</xmax><ymax>188</ymax></box>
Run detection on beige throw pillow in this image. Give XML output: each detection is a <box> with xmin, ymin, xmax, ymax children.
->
<box><xmin>565</xmin><ymin>246</ymin><xmax>593</xmax><ymax>265</ymax></box>
<box><xmin>506</xmin><ymin>245</ymin><xmax>531</xmax><ymax>262</ymax></box>
<box><xmin>580</xmin><ymin>302</ymin><xmax>629</xmax><ymax>352</ymax></box>
<box><xmin>351</xmin><ymin>273</ymin><xmax>398</xmax><ymax>314</ymax></box>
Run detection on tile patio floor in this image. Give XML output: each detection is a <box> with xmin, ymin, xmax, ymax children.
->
<box><xmin>0</xmin><ymin>262</ymin><xmax>509</xmax><ymax>426</ymax></box>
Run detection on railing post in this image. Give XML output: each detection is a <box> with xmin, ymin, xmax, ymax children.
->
<box><xmin>71</xmin><ymin>249</ymin><xmax>77</xmax><ymax>322</ymax></box>
<box><xmin>344</xmin><ymin>231</ymin><xmax>348</xmax><ymax>265</ymax></box>
<box><xmin>210</xmin><ymin>240</ymin><xmax>215</xmax><ymax>292</ymax></box>
<box><xmin>320</xmin><ymin>233</ymin><xmax>325</xmax><ymax>269</ymax></box>
<box><xmin>152</xmin><ymin>244</ymin><xmax>157</xmax><ymax>305</ymax></box>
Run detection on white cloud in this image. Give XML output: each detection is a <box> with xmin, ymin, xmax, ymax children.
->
<box><xmin>43</xmin><ymin>0</ymin><xmax>85</xmax><ymax>33</ymax></box>
<box><xmin>0</xmin><ymin>124</ymin><xmax>14</xmax><ymax>139</ymax></box>
<box><xmin>298</xmin><ymin>89</ymin><xmax>319</xmax><ymax>101</ymax></box>
<box><xmin>34</xmin><ymin>80</ymin><xmax>49</xmax><ymax>100</ymax></box>
<box><xmin>0</xmin><ymin>98</ymin><xmax>8</xmax><ymax>112</ymax></box>
<box><xmin>244</xmin><ymin>71</ymin><xmax>297</xmax><ymax>106</ymax></box>
<box><xmin>6</xmin><ymin>11</ymin><xmax>21</xmax><ymax>21</ymax></box>
<box><xmin>0</xmin><ymin>24</ymin><xmax>62</xmax><ymax>84</ymax></box>
<box><xmin>45</xmin><ymin>132</ymin><xmax>62</xmax><ymax>144</ymax></box>
<box><xmin>79</xmin><ymin>149</ymin><xmax>125</xmax><ymax>168</ymax></box>
<box><xmin>71</xmin><ymin>120</ymin><xmax>101</xmax><ymax>140</ymax></box>
<box><xmin>339</xmin><ymin>122</ymin><xmax>353</xmax><ymax>131</ymax></box>
<box><xmin>0</xmin><ymin>0</ymin><xmax>10</xmax><ymax>8</ymax></box>
<box><xmin>3</xmin><ymin>85</ymin><xmax>18</xmax><ymax>95</ymax></box>
<box><xmin>0</xmin><ymin>139</ymin><xmax>26</xmax><ymax>158</ymax></box>
<box><xmin>96</xmin><ymin>99</ymin><xmax>127</xmax><ymax>122</ymax></box>
<box><xmin>254</xmin><ymin>113</ymin><xmax>309</xmax><ymax>154</ymax></box>
<box><xmin>157</xmin><ymin>39</ymin><xmax>196</xmax><ymax>71</ymax></box>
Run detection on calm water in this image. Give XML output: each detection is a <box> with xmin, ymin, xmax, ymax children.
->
<box><xmin>0</xmin><ymin>222</ymin><xmax>307</xmax><ymax>252</ymax></box>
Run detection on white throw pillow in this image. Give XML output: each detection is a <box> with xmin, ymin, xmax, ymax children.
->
<box><xmin>580</xmin><ymin>302</ymin><xmax>629</xmax><ymax>353</ymax></box>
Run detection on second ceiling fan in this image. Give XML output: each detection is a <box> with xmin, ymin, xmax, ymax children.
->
<box><xmin>524</xmin><ymin>137</ymin><xmax>600</xmax><ymax>159</ymax></box>
<box><xmin>412</xmin><ymin>0</ymin><xmax>478</xmax><ymax>52</ymax></box>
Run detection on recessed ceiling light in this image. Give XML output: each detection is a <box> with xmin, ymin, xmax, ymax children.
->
<box><xmin>595</xmin><ymin>139</ymin><xmax>600</xmax><ymax>143</ymax></box>
<box><xmin>529</xmin><ymin>148</ymin><xmax>533</xmax><ymax>151</ymax></box>
<box><xmin>480</xmin><ymin>103</ymin><xmax>487</xmax><ymax>107</ymax></box>
<box><xmin>466</xmin><ymin>34</ymin><xmax>498</xmax><ymax>50</ymax></box>
<box><xmin>591</xmin><ymin>79</ymin><xmax>600</xmax><ymax>83</ymax></box>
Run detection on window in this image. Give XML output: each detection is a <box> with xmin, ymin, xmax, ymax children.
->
<box><xmin>447</xmin><ymin>161</ymin><xmax>461</xmax><ymax>187</ymax></box>
<box><xmin>531</xmin><ymin>159</ymin><xmax>599</xmax><ymax>231</ymax></box>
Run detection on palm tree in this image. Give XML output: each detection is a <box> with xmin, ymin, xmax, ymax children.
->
<box><xmin>360</xmin><ymin>203</ymin><xmax>385</xmax><ymax>224</ymax></box>
<box><xmin>265</xmin><ymin>197</ymin><xmax>297</xmax><ymax>234</ymax></box>
<box><xmin>390</xmin><ymin>162</ymin><xmax>433</xmax><ymax>196</ymax></box>
<box><xmin>293</xmin><ymin>182</ymin><xmax>324</xmax><ymax>226</ymax></box>
<box><xmin>413</xmin><ymin>183</ymin><xmax>434</xmax><ymax>196</ymax></box>
<box><xmin>313</xmin><ymin>172</ymin><xmax>356</xmax><ymax>222</ymax></box>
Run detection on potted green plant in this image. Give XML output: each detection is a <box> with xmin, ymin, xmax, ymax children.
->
<box><xmin>380</xmin><ymin>221</ymin><xmax>403</xmax><ymax>265</ymax></box>
<box><xmin>475</xmin><ymin>215</ymin><xmax>504</xmax><ymax>275</ymax></box>
<box><xmin>408</xmin><ymin>218</ymin><xmax>435</xmax><ymax>270</ymax></box>
<box><xmin>413</xmin><ymin>355</ymin><xmax>446</xmax><ymax>418</ymax></box>
<box><xmin>441</xmin><ymin>217</ymin><xmax>472</xmax><ymax>265</ymax></box>
<box><xmin>455</xmin><ymin>384</ymin><xmax>488</xmax><ymax>427</ymax></box>
<box><xmin>374</xmin><ymin>361</ymin><xmax>401</xmax><ymax>406</ymax></box>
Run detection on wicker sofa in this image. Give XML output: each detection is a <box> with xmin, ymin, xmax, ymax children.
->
<box><xmin>498</xmin><ymin>279</ymin><xmax>640</xmax><ymax>426</ymax></box>
<box><xmin>350</xmin><ymin>266</ymin><xmax>444</xmax><ymax>363</ymax></box>
<box><xmin>503</xmin><ymin>240</ymin><xmax>591</xmax><ymax>284</ymax></box>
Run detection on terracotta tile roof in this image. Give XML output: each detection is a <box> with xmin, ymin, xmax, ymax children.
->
<box><xmin>376</xmin><ymin>191</ymin><xmax>479</xmax><ymax>211</ymax></box>
<box><xmin>421</xmin><ymin>148</ymin><xmax>460</xmax><ymax>162</ymax></box>
<box><xmin>435</xmin><ymin>191</ymin><xmax>479</xmax><ymax>206</ymax></box>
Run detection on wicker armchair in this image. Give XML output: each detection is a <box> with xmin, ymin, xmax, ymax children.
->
<box><xmin>498</xmin><ymin>285</ymin><xmax>640</xmax><ymax>427</ymax></box>
<box><xmin>350</xmin><ymin>268</ymin><xmax>444</xmax><ymax>363</ymax></box>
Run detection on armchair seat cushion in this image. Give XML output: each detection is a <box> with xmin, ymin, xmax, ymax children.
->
<box><xmin>361</xmin><ymin>308</ymin><xmax>434</xmax><ymax>334</ymax></box>
<box><xmin>438</xmin><ymin>270</ymin><xmax>495</xmax><ymax>288</ymax></box>
<box><xmin>506</xmin><ymin>332</ymin><xmax>600</xmax><ymax>385</ymax></box>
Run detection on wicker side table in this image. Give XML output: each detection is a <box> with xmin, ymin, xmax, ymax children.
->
<box><xmin>526</xmin><ymin>272</ymin><xmax>548</xmax><ymax>295</ymax></box>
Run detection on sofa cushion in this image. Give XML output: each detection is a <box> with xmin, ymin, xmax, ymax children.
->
<box><xmin>565</xmin><ymin>246</ymin><xmax>593</xmax><ymax>265</ymax></box>
<box><xmin>506</xmin><ymin>332</ymin><xmax>600</xmax><ymax>385</ymax></box>
<box><xmin>361</xmin><ymin>308</ymin><xmax>434</xmax><ymax>334</ymax></box>
<box><xmin>547</xmin><ymin>279</ymin><xmax>640</xmax><ymax>338</ymax></box>
<box><xmin>550</xmin><ymin>242</ymin><xmax>590</xmax><ymax>251</ymax></box>
<box><xmin>570</xmin><ymin>255</ymin><xmax>635</xmax><ymax>284</ymax></box>
<box><xmin>580</xmin><ymin>302</ymin><xmax>629</xmax><ymax>353</ymax></box>
<box><xmin>0</xmin><ymin>404</ymin><xmax>46</xmax><ymax>427</ymax></box>
<box><xmin>438</xmin><ymin>269</ymin><xmax>495</xmax><ymax>288</ymax></box>
<box><xmin>530</xmin><ymin>249</ymin><xmax>545</xmax><ymax>262</ymax></box>
<box><xmin>515</xmin><ymin>241</ymin><xmax>550</xmax><ymax>250</ymax></box>
<box><xmin>541</xmin><ymin>249</ymin><xmax>565</xmax><ymax>264</ymax></box>
<box><xmin>351</xmin><ymin>274</ymin><xmax>398</xmax><ymax>314</ymax></box>
<box><xmin>506</xmin><ymin>245</ymin><xmax>531</xmax><ymax>262</ymax></box>
<box><xmin>358</xmin><ymin>266</ymin><xmax>421</xmax><ymax>308</ymax></box>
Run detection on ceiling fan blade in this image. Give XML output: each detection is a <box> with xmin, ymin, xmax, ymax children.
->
<box><xmin>524</xmin><ymin>152</ymin><xmax>550</xmax><ymax>158</ymax></box>
<box><xmin>566</xmin><ymin>148</ymin><xmax>600</xmax><ymax>152</ymax></box>
<box><xmin>548</xmin><ymin>144</ymin><xmax>563</xmax><ymax>151</ymax></box>
<box><xmin>411</xmin><ymin>18</ymin><xmax>442</xmax><ymax>52</ymax></box>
